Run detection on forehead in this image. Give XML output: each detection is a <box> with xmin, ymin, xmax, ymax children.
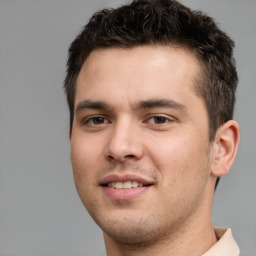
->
<box><xmin>75</xmin><ymin>45</ymin><xmax>202</xmax><ymax>108</ymax></box>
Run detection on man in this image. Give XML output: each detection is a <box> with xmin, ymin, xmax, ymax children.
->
<box><xmin>64</xmin><ymin>0</ymin><xmax>240</xmax><ymax>255</ymax></box>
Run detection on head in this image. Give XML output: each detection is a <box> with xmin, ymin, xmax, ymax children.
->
<box><xmin>64</xmin><ymin>0</ymin><xmax>238</xmax><ymax>190</ymax></box>
<box><xmin>64</xmin><ymin>0</ymin><xmax>239</xmax><ymax>251</ymax></box>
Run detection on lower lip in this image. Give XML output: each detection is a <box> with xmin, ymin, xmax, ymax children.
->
<box><xmin>102</xmin><ymin>186</ymin><xmax>151</xmax><ymax>200</ymax></box>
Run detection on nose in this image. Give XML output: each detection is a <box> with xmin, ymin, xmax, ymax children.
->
<box><xmin>105</xmin><ymin>120</ymin><xmax>144</xmax><ymax>163</ymax></box>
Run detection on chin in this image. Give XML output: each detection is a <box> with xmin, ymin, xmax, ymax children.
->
<box><xmin>99</xmin><ymin>213</ymin><xmax>170</xmax><ymax>247</ymax></box>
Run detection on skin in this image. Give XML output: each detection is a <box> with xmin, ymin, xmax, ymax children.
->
<box><xmin>70</xmin><ymin>45</ymin><xmax>240</xmax><ymax>256</ymax></box>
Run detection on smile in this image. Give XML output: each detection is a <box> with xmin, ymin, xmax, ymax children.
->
<box><xmin>107</xmin><ymin>181</ymin><xmax>147</xmax><ymax>189</ymax></box>
<box><xmin>100</xmin><ymin>175</ymin><xmax>153</xmax><ymax>200</ymax></box>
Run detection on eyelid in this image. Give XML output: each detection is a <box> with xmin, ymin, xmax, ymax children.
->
<box><xmin>80</xmin><ymin>113</ymin><xmax>175</xmax><ymax>126</ymax></box>
<box><xmin>81</xmin><ymin>115</ymin><xmax>110</xmax><ymax>125</ymax></box>
<box><xmin>146</xmin><ymin>114</ymin><xmax>175</xmax><ymax>124</ymax></box>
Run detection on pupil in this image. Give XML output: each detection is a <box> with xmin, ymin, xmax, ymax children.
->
<box><xmin>94</xmin><ymin>117</ymin><xmax>104</xmax><ymax>124</ymax></box>
<box><xmin>154</xmin><ymin>116</ymin><xmax>166</xmax><ymax>124</ymax></box>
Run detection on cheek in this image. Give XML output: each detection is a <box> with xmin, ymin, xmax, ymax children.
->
<box><xmin>147</xmin><ymin>132</ymin><xmax>210</xmax><ymax>185</ymax></box>
<box><xmin>70</xmin><ymin>140</ymin><xmax>99</xmax><ymax>210</ymax></box>
<box><xmin>71</xmin><ymin>132</ymin><xmax>104</xmax><ymax>163</ymax></box>
<box><xmin>70</xmin><ymin>136</ymin><xmax>101</xmax><ymax>188</ymax></box>
<box><xmin>148</xmin><ymin>135</ymin><xmax>211</xmax><ymax>218</ymax></box>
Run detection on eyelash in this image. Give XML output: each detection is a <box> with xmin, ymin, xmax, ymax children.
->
<box><xmin>82</xmin><ymin>114</ymin><xmax>174</xmax><ymax>126</ymax></box>
<box><xmin>146</xmin><ymin>115</ymin><xmax>173</xmax><ymax>125</ymax></box>
<box><xmin>82</xmin><ymin>115</ymin><xmax>110</xmax><ymax>126</ymax></box>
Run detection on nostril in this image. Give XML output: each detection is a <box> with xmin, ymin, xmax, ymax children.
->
<box><xmin>107</xmin><ymin>155</ymin><xmax>115</xmax><ymax>161</ymax></box>
<box><xmin>125</xmin><ymin>155</ymin><xmax>135</xmax><ymax>159</ymax></box>
<box><xmin>107</xmin><ymin>154</ymin><xmax>135</xmax><ymax>162</ymax></box>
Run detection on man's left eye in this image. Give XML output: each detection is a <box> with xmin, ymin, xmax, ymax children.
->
<box><xmin>147</xmin><ymin>116</ymin><xmax>171</xmax><ymax>124</ymax></box>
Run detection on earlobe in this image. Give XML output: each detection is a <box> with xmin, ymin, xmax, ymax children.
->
<box><xmin>211</xmin><ymin>120</ymin><xmax>240</xmax><ymax>177</ymax></box>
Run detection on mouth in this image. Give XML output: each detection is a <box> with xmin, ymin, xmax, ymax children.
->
<box><xmin>103</xmin><ymin>180</ymin><xmax>152</xmax><ymax>189</ymax></box>
<box><xmin>100</xmin><ymin>175</ymin><xmax>154</xmax><ymax>199</ymax></box>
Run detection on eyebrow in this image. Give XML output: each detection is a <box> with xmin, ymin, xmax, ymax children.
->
<box><xmin>75</xmin><ymin>98</ymin><xmax>187</xmax><ymax>113</ymax></box>
<box><xmin>75</xmin><ymin>99</ymin><xmax>111</xmax><ymax>113</ymax></box>
<box><xmin>133</xmin><ymin>99</ymin><xmax>187</xmax><ymax>112</ymax></box>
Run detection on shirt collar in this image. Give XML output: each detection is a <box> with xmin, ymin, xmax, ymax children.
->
<box><xmin>202</xmin><ymin>228</ymin><xmax>240</xmax><ymax>256</ymax></box>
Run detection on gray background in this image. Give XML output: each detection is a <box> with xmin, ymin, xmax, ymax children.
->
<box><xmin>0</xmin><ymin>0</ymin><xmax>255</xmax><ymax>255</ymax></box>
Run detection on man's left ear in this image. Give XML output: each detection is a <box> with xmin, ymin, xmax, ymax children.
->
<box><xmin>211</xmin><ymin>120</ymin><xmax>240</xmax><ymax>177</ymax></box>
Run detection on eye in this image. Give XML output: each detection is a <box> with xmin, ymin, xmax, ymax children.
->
<box><xmin>83</xmin><ymin>116</ymin><xmax>109</xmax><ymax>126</ymax></box>
<box><xmin>147</xmin><ymin>115</ymin><xmax>171</xmax><ymax>124</ymax></box>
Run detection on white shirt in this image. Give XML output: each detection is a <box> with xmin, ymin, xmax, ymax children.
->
<box><xmin>202</xmin><ymin>228</ymin><xmax>240</xmax><ymax>256</ymax></box>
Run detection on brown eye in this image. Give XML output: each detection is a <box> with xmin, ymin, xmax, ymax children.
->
<box><xmin>83</xmin><ymin>116</ymin><xmax>109</xmax><ymax>126</ymax></box>
<box><xmin>153</xmin><ymin>116</ymin><xmax>168</xmax><ymax>124</ymax></box>
<box><xmin>91</xmin><ymin>117</ymin><xmax>106</xmax><ymax>125</ymax></box>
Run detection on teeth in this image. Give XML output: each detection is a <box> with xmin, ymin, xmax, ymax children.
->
<box><xmin>107</xmin><ymin>181</ymin><xmax>145</xmax><ymax>189</ymax></box>
<box><xmin>116</xmin><ymin>182</ymin><xmax>123</xmax><ymax>189</ymax></box>
<box><xmin>124</xmin><ymin>181</ymin><xmax>132</xmax><ymax>189</ymax></box>
<box><xmin>131</xmin><ymin>181</ymin><xmax>138</xmax><ymax>187</ymax></box>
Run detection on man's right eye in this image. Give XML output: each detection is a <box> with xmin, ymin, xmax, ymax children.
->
<box><xmin>83</xmin><ymin>116</ymin><xmax>109</xmax><ymax>126</ymax></box>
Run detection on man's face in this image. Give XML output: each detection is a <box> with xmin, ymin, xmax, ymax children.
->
<box><xmin>71</xmin><ymin>46</ymin><xmax>215</xmax><ymax>244</ymax></box>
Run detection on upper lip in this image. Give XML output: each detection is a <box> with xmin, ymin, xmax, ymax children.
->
<box><xmin>99</xmin><ymin>174</ymin><xmax>155</xmax><ymax>186</ymax></box>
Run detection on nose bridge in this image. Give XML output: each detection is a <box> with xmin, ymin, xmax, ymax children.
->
<box><xmin>105</xmin><ymin>116</ymin><xmax>143</xmax><ymax>161</ymax></box>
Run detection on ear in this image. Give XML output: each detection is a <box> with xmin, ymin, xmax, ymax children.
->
<box><xmin>211</xmin><ymin>120</ymin><xmax>240</xmax><ymax>177</ymax></box>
